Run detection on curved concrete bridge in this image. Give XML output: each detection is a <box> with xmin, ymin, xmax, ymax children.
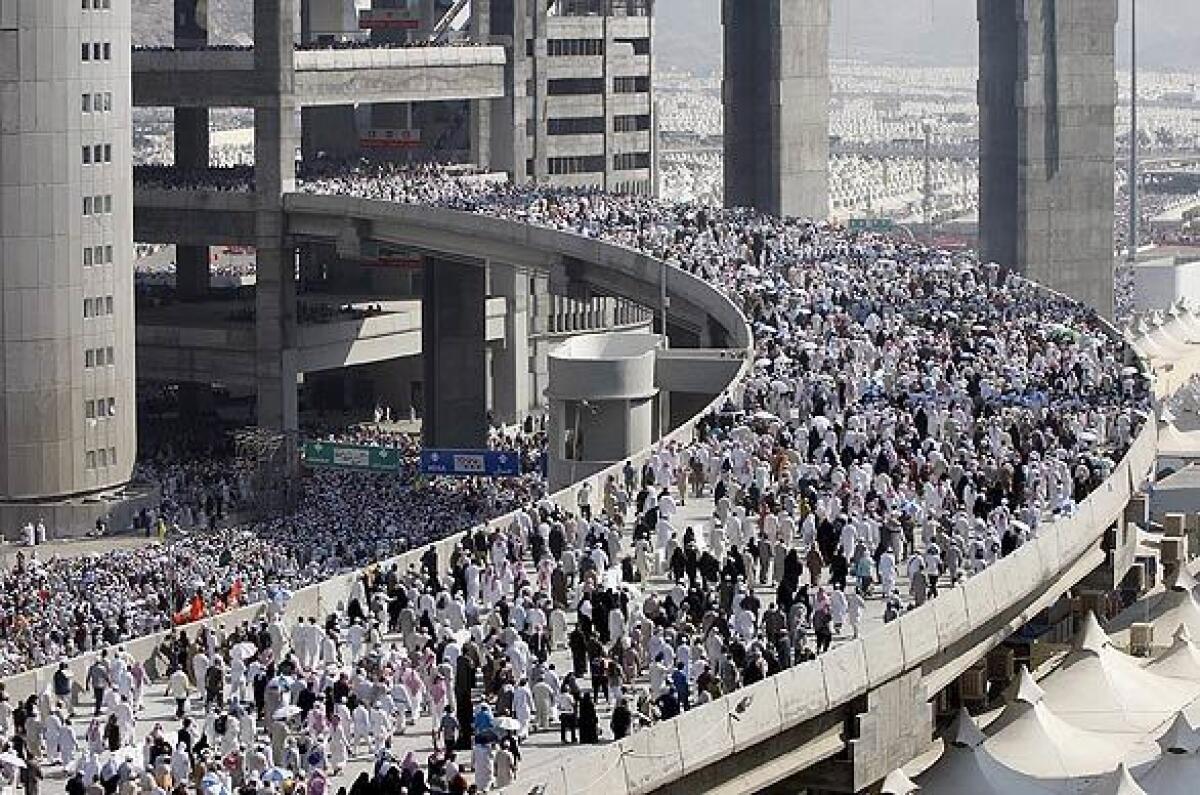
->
<box><xmin>13</xmin><ymin>198</ymin><xmax>1162</xmax><ymax>795</ymax></box>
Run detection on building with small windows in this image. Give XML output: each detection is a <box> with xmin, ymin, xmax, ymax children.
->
<box><xmin>0</xmin><ymin>0</ymin><xmax>138</xmax><ymax>525</ymax></box>
<box><xmin>475</xmin><ymin>0</ymin><xmax>657</xmax><ymax>194</ymax></box>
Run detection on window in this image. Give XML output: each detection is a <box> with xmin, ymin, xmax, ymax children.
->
<box><xmin>82</xmin><ymin>94</ymin><xmax>91</xmax><ymax>112</ymax></box>
<box><xmin>103</xmin><ymin>144</ymin><xmax>112</xmax><ymax>162</ymax></box>
<box><xmin>103</xmin><ymin>195</ymin><xmax>112</xmax><ymax>213</ymax></box>
<box><xmin>547</xmin><ymin>78</ymin><xmax>605</xmax><ymax>96</ymax></box>
<box><xmin>548</xmin><ymin>116</ymin><xmax>605</xmax><ymax>135</ymax></box>
<box><xmin>548</xmin><ymin>155</ymin><xmax>605</xmax><ymax>175</ymax></box>
<box><xmin>614</xmin><ymin>114</ymin><xmax>650</xmax><ymax>132</ymax></box>
<box><xmin>82</xmin><ymin>145</ymin><xmax>92</xmax><ymax>164</ymax></box>
<box><xmin>94</xmin><ymin>245</ymin><xmax>104</xmax><ymax>264</ymax></box>
<box><xmin>613</xmin><ymin>152</ymin><xmax>651</xmax><ymax>170</ymax></box>
<box><xmin>85</xmin><ymin>349</ymin><xmax>95</xmax><ymax>368</ymax></box>
<box><xmin>108</xmin><ymin>447</ymin><xmax>116</xmax><ymax>465</ymax></box>
<box><xmin>548</xmin><ymin>38</ymin><xmax>604</xmax><ymax>57</ymax></box>
<box><xmin>106</xmin><ymin>397</ymin><xmax>116</xmax><ymax>417</ymax></box>
<box><xmin>83</xmin><ymin>298</ymin><xmax>92</xmax><ymax>317</ymax></box>
<box><xmin>83</xmin><ymin>248</ymin><xmax>93</xmax><ymax>267</ymax></box>
<box><xmin>82</xmin><ymin>44</ymin><xmax>90</xmax><ymax>61</ymax></box>
<box><xmin>103</xmin><ymin>93</ymin><xmax>111</xmax><ymax>111</ymax></box>
<box><xmin>105</xmin><ymin>346</ymin><xmax>114</xmax><ymax>365</ymax></box>
<box><xmin>98</xmin><ymin>448</ymin><xmax>107</xmax><ymax>467</ymax></box>
<box><xmin>615</xmin><ymin>37</ymin><xmax>650</xmax><ymax>55</ymax></box>
<box><xmin>102</xmin><ymin>43</ymin><xmax>110</xmax><ymax>60</ymax></box>
<box><xmin>85</xmin><ymin>400</ymin><xmax>95</xmax><ymax>419</ymax></box>
<box><xmin>82</xmin><ymin>197</ymin><xmax>92</xmax><ymax>216</ymax></box>
<box><xmin>105</xmin><ymin>296</ymin><xmax>113</xmax><ymax>314</ymax></box>
<box><xmin>86</xmin><ymin>451</ymin><xmax>96</xmax><ymax>470</ymax></box>
<box><xmin>105</xmin><ymin>245</ymin><xmax>113</xmax><ymax>263</ymax></box>
<box><xmin>92</xmin><ymin>43</ymin><xmax>101</xmax><ymax>61</ymax></box>
<box><xmin>613</xmin><ymin>76</ymin><xmax>650</xmax><ymax>94</ymax></box>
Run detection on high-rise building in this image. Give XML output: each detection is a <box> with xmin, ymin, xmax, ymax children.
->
<box><xmin>0</xmin><ymin>0</ymin><xmax>137</xmax><ymax>518</ymax></box>
<box><xmin>476</xmin><ymin>0</ymin><xmax>657</xmax><ymax>195</ymax></box>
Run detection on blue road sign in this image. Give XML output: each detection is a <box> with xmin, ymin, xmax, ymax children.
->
<box><xmin>419</xmin><ymin>449</ymin><xmax>521</xmax><ymax>478</ymax></box>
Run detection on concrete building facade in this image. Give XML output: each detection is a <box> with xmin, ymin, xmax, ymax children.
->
<box><xmin>475</xmin><ymin>0</ymin><xmax>656</xmax><ymax>195</ymax></box>
<box><xmin>0</xmin><ymin>0</ymin><xmax>137</xmax><ymax>503</ymax></box>
<box><xmin>721</xmin><ymin>0</ymin><xmax>830</xmax><ymax>221</ymax></box>
<box><xmin>979</xmin><ymin>0</ymin><xmax>1118</xmax><ymax>316</ymax></box>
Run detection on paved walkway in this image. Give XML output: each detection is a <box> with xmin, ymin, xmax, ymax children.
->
<box><xmin>37</xmin><ymin>484</ymin><xmax>913</xmax><ymax>791</ymax></box>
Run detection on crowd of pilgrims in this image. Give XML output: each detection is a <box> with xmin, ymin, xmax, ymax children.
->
<box><xmin>0</xmin><ymin>171</ymin><xmax>1150</xmax><ymax>794</ymax></box>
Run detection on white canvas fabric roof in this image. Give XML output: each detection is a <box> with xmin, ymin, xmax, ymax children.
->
<box><xmin>1130</xmin><ymin>749</ymin><xmax>1200</xmax><ymax>795</ymax></box>
<box><xmin>1083</xmin><ymin>764</ymin><xmax>1146</xmax><ymax>795</ymax></box>
<box><xmin>1038</xmin><ymin>614</ymin><xmax>1200</xmax><ymax>734</ymax></box>
<box><xmin>1158</xmin><ymin>422</ymin><xmax>1200</xmax><ymax>458</ymax></box>
<box><xmin>916</xmin><ymin>710</ymin><xmax>1062</xmax><ymax>795</ymax></box>
<box><xmin>986</xmin><ymin>669</ymin><xmax>1126</xmax><ymax>778</ymax></box>
<box><xmin>1145</xmin><ymin>625</ymin><xmax>1200</xmax><ymax>681</ymax></box>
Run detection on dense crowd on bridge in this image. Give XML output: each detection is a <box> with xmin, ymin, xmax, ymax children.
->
<box><xmin>0</xmin><ymin>169</ymin><xmax>1150</xmax><ymax>795</ymax></box>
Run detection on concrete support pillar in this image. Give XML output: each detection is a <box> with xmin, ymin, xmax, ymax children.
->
<box><xmin>174</xmin><ymin>2</ymin><xmax>211</xmax><ymax>300</ymax></box>
<box><xmin>978</xmin><ymin>0</ymin><xmax>1117</xmax><ymax>316</ymax></box>
<box><xmin>422</xmin><ymin>258</ymin><xmax>487</xmax><ymax>449</ymax></box>
<box><xmin>722</xmin><ymin>0</ymin><xmax>830</xmax><ymax>220</ymax></box>
<box><xmin>254</xmin><ymin>0</ymin><xmax>300</xmax><ymax>435</ymax></box>
<box><xmin>475</xmin><ymin>0</ymin><xmax>532</xmax><ymax>182</ymax></box>
<box><xmin>176</xmin><ymin>245</ymin><xmax>211</xmax><ymax>299</ymax></box>
<box><xmin>490</xmin><ymin>263</ymin><xmax>531</xmax><ymax>424</ymax></box>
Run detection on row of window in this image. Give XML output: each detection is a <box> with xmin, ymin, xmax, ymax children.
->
<box><xmin>83</xmin><ymin>245</ymin><xmax>114</xmax><ymax>267</ymax></box>
<box><xmin>613</xmin><ymin>152</ymin><xmax>651</xmax><ymax>171</ymax></box>
<box><xmin>536</xmin><ymin>152</ymin><xmax>651</xmax><ymax>175</ymax></box>
<box><xmin>81</xmin><ymin>42</ymin><xmax>113</xmax><ymax>62</ymax></box>
<box><xmin>82</xmin><ymin>144</ymin><xmax>113</xmax><ymax>165</ymax></box>
<box><xmin>85</xmin><ymin>347</ymin><xmax>115</xmax><ymax>368</ymax></box>
<box><xmin>542</xmin><ymin>114</ymin><xmax>651</xmax><ymax>136</ymax></box>
<box><xmin>83</xmin><ymin>296</ymin><xmax>114</xmax><ymax>318</ymax></box>
<box><xmin>85</xmin><ymin>447</ymin><xmax>118</xmax><ymax>471</ymax></box>
<box><xmin>83</xmin><ymin>195</ymin><xmax>113</xmax><ymax>216</ymax></box>
<box><xmin>85</xmin><ymin>397</ymin><xmax>117</xmax><ymax>420</ymax></box>
<box><xmin>544</xmin><ymin>76</ymin><xmax>650</xmax><ymax>96</ymax></box>
<box><xmin>82</xmin><ymin>93</ymin><xmax>113</xmax><ymax>113</ymax></box>
<box><xmin>82</xmin><ymin>0</ymin><xmax>112</xmax><ymax>9</ymax></box>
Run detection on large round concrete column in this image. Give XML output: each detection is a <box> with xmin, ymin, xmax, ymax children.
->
<box><xmin>546</xmin><ymin>332</ymin><xmax>660</xmax><ymax>491</ymax></box>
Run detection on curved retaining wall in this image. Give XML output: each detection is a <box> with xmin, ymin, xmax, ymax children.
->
<box><xmin>4</xmin><ymin>204</ymin><xmax>1159</xmax><ymax>795</ymax></box>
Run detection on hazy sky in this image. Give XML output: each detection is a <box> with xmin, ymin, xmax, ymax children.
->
<box><xmin>657</xmin><ymin>0</ymin><xmax>1200</xmax><ymax>74</ymax></box>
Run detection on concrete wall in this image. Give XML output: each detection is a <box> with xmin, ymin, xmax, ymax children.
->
<box><xmin>722</xmin><ymin>0</ymin><xmax>830</xmax><ymax>220</ymax></box>
<box><xmin>0</xmin><ymin>0</ymin><xmax>137</xmax><ymax>501</ymax></box>
<box><xmin>978</xmin><ymin>0</ymin><xmax>1118</xmax><ymax>316</ymax></box>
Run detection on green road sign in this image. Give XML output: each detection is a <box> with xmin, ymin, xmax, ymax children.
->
<box><xmin>301</xmin><ymin>441</ymin><xmax>402</xmax><ymax>473</ymax></box>
<box><xmin>849</xmin><ymin>217</ymin><xmax>895</xmax><ymax>233</ymax></box>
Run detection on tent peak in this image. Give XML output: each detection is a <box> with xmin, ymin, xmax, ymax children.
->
<box><xmin>947</xmin><ymin>707</ymin><xmax>986</xmax><ymax>749</ymax></box>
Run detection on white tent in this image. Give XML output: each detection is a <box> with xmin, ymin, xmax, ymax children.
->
<box><xmin>1083</xmin><ymin>764</ymin><xmax>1146</xmax><ymax>795</ymax></box>
<box><xmin>985</xmin><ymin>668</ymin><xmax>1126</xmax><ymax>778</ymax></box>
<box><xmin>915</xmin><ymin>709</ymin><xmax>1061</xmax><ymax>795</ymax></box>
<box><xmin>1146</xmin><ymin>625</ymin><xmax>1200</xmax><ymax>681</ymax></box>
<box><xmin>1037</xmin><ymin>613</ymin><xmax>1200</xmax><ymax>734</ymax></box>
<box><xmin>1130</xmin><ymin>713</ymin><xmax>1200</xmax><ymax>795</ymax></box>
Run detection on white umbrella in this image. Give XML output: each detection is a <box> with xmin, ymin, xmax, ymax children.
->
<box><xmin>493</xmin><ymin>717</ymin><xmax>521</xmax><ymax>732</ymax></box>
<box><xmin>0</xmin><ymin>752</ymin><xmax>27</xmax><ymax>769</ymax></box>
<box><xmin>272</xmin><ymin>705</ymin><xmax>302</xmax><ymax>720</ymax></box>
<box><xmin>232</xmin><ymin>642</ymin><xmax>258</xmax><ymax>661</ymax></box>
